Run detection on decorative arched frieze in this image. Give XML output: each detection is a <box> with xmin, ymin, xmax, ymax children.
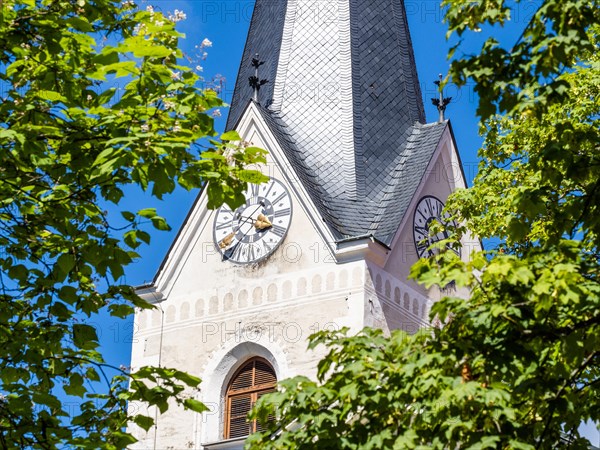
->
<box><xmin>267</xmin><ymin>284</ymin><xmax>278</xmax><ymax>302</ymax></box>
<box><xmin>282</xmin><ymin>280</ymin><xmax>292</xmax><ymax>300</ymax></box>
<box><xmin>252</xmin><ymin>287</ymin><xmax>263</xmax><ymax>305</ymax></box>
<box><xmin>238</xmin><ymin>290</ymin><xmax>248</xmax><ymax>309</ymax></box>
<box><xmin>224</xmin><ymin>293</ymin><xmax>234</xmax><ymax>312</ymax></box>
<box><xmin>209</xmin><ymin>296</ymin><xmax>219</xmax><ymax>315</ymax></box>
<box><xmin>195</xmin><ymin>298</ymin><xmax>204</xmax><ymax>318</ymax></box>
<box><xmin>166</xmin><ymin>305</ymin><xmax>176</xmax><ymax>323</ymax></box>
<box><xmin>312</xmin><ymin>275</ymin><xmax>322</xmax><ymax>294</ymax></box>
<box><xmin>180</xmin><ymin>302</ymin><xmax>190</xmax><ymax>321</ymax></box>
<box><xmin>339</xmin><ymin>269</ymin><xmax>348</xmax><ymax>288</ymax></box>
<box><xmin>394</xmin><ymin>287</ymin><xmax>401</xmax><ymax>305</ymax></box>
<box><xmin>297</xmin><ymin>277</ymin><xmax>307</xmax><ymax>296</ymax></box>
<box><xmin>326</xmin><ymin>272</ymin><xmax>335</xmax><ymax>290</ymax></box>
<box><xmin>151</xmin><ymin>309</ymin><xmax>161</xmax><ymax>327</ymax></box>
<box><xmin>352</xmin><ymin>267</ymin><xmax>363</xmax><ymax>287</ymax></box>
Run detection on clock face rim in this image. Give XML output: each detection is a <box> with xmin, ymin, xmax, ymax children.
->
<box><xmin>412</xmin><ymin>195</ymin><xmax>459</xmax><ymax>259</ymax></box>
<box><xmin>212</xmin><ymin>178</ymin><xmax>293</xmax><ymax>265</ymax></box>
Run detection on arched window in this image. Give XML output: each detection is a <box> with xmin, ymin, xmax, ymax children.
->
<box><xmin>225</xmin><ymin>357</ymin><xmax>277</xmax><ymax>439</ymax></box>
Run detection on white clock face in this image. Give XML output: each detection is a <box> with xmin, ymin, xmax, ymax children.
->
<box><xmin>413</xmin><ymin>195</ymin><xmax>459</xmax><ymax>258</ymax></box>
<box><xmin>213</xmin><ymin>178</ymin><xmax>292</xmax><ymax>264</ymax></box>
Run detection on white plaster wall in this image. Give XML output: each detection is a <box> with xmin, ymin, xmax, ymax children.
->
<box><xmin>363</xmin><ymin>263</ymin><xmax>432</xmax><ymax>335</ymax></box>
<box><xmin>129</xmin><ymin>115</ymin><xmax>370</xmax><ymax>447</ymax></box>
<box><xmin>128</xmin><ymin>114</ymin><xmax>472</xmax><ymax>448</ymax></box>
<box><xmin>130</xmin><ymin>261</ymin><xmax>367</xmax><ymax>448</ymax></box>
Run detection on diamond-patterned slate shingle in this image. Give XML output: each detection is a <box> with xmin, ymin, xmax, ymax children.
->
<box><xmin>227</xmin><ymin>0</ymin><xmax>447</xmax><ymax>247</ymax></box>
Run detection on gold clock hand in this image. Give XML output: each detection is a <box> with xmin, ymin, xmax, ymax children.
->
<box><xmin>229</xmin><ymin>207</ymin><xmax>267</xmax><ymax>250</ymax></box>
<box><xmin>254</xmin><ymin>214</ymin><xmax>272</xmax><ymax>230</ymax></box>
<box><xmin>219</xmin><ymin>232</ymin><xmax>235</xmax><ymax>249</ymax></box>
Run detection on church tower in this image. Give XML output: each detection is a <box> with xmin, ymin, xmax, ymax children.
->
<box><xmin>129</xmin><ymin>0</ymin><xmax>472</xmax><ymax>448</ymax></box>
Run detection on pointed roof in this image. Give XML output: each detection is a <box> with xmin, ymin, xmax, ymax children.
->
<box><xmin>227</xmin><ymin>0</ymin><xmax>445</xmax><ymax>246</ymax></box>
<box><xmin>254</xmin><ymin>104</ymin><xmax>447</xmax><ymax>245</ymax></box>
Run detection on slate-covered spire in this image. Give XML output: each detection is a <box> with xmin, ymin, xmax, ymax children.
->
<box><xmin>227</xmin><ymin>0</ymin><xmax>445</xmax><ymax>245</ymax></box>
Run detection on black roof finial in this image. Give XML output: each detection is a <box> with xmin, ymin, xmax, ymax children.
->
<box><xmin>431</xmin><ymin>74</ymin><xmax>452</xmax><ymax>123</ymax></box>
<box><xmin>249</xmin><ymin>54</ymin><xmax>269</xmax><ymax>103</ymax></box>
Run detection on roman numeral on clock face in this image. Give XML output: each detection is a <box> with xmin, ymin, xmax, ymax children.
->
<box><xmin>247</xmin><ymin>244</ymin><xmax>256</xmax><ymax>262</ymax></box>
<box><xmin>258</xmin><ymin>240</ymin><xmax>272</xmax><ymax>255</ymax></box>
<box><xmin>227</xmin><ymin>243</ymin><xmax>244</xmax><ymax>262</ymax></box>
<box><xmin>249</xmin><ymin>183</ymin><xmax>260</xmax><ymax>198</ymax></box>
<box><xmin>414</xmin><ymin>225</ymin><xmax>429</xmax><ymax>236</ymax></box>
<box><xmin>271</xmin><ymin>224</ymin><xmax>286</xmax><ymax>238</ymax></box>
<box><xmin>215</xmin><ymin>218</ymin><xmax>233</xmax><ymax>231</ymax></box>
<box><xmin>273</xmin><ymin>208</ymin><xmax>291</xmax><ymax>218</ymax></box>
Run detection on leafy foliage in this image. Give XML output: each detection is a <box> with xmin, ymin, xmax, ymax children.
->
<box><xmin>445</xmin><ymin>0</ymin><xmax>600</xmax><ymax>120</ymax></box>
<box><xmin>247</xmin><ymin>2</ymin><xmax>599</xmax><ymax>449</ymax></box>
<box><xmin>0</xmin><ymin>0</ymin><xmax>265</xmax><ymax>447</ymax></box>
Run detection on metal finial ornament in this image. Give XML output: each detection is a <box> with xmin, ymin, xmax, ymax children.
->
<box><xmin>249</xmin><ymin>54</ymin><xmax>269</xmax><ymax>102</ymax></box>
<box><xmin>431</xmin><ymin>74</ymin><xmax>452</xmax><ymax>123</ymax></box>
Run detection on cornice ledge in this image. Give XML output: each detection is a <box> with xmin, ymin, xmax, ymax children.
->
<box><xmin>135</xmin><ymin>284</ymin><xmax>166</xmax><ymax>304</ymax></box>
<box><xmin>334</xmin><ymin>235</ymin><xmax>389</xmax><ymax>265</ymax></box>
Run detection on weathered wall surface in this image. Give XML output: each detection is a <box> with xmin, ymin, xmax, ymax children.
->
<box><xmin>128</xmin><ymin>113</ymin><xmax>468</xmax><ymax>449</ymax></box>
<box><xmin>129</xmin><ymin>127</ymin><xmax>371</xmax><ymax>448</ymax></box>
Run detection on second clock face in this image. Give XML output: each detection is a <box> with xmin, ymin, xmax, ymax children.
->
<box><xmin>413</xmin><ymin>195</ymin><xmax>459</xmax><ymax>258</ymax></box>
<box><xmin>213</xmin><ymin>178</ymin><xmax>292</xmax><ymax>264</ymax></box>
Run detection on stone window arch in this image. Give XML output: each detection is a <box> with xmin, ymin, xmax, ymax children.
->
<box><xmin>224</xmin><ymin>357</ymin><xmax>276</xmax><ymax>439</ymax></box>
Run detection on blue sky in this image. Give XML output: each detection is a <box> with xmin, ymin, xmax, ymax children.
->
<box><xmin>92</xmin><ymin>1</ymin><xmax>598</xmax><ymax>445</ymax></box>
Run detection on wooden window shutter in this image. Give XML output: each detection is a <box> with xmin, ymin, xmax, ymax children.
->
<box><xmin>224</xmin><ymin>357</ymin><xmax>277</xmax><ymax>439</ymax></box>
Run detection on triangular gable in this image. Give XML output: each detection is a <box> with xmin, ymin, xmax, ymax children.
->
<box><xmin>382</xmin><ymin>121</ymin><xmax>474</xmax><ymax>274</ymax></box>
<box><xmin>137</xmin><ymin>101</ymin><xmax>345</xmax><ymax>303</ymax></box>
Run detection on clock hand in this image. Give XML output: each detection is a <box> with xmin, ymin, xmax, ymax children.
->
<box><xmin>254</xmin><ymin>213</ymin><xmax>272</xmax><ymax>230</ymax></box>
<box><xmin>236</xmin><ymin>214</ymin><xmax>258</xmax><ymax>223</ymax></box>
<box><xmin>235</xmin><ymin>201</ymin><xmax>269</xmax><ymax>227</ymax></box>
<box><xmin>227</xmin><ymin>205</ymin><xmax>267</xmax><ymax>250</ymax></box>
<box><xmin>222</xmin><ymin>200</ymin><xmax>272</xmax><ymax>257</ymax></box>
<box><xmin>237</xmin><ymin>214</ymin><xmax>272</xmax><ymax>230</ymax></box>
<box><xmin>219</xmin><ymin>214</ymin><xmax>256</xmax><ymax>251</ymax></box>
<box><xmin>219</xmin><ymin>205</ymin><xmax>265</xmax><ymax>250</ymax></box>
<box><xmin>218</xmin><ymin>232</ymin><xmax>235</xmax><ymax>249</ymax></box>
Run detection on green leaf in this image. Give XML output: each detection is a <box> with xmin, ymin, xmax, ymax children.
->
<box><xmin>137</xmin><ymin>208</ymin><xmax>157</xmax><ymax>219</ymax></box>
<box><xmin>173</xmin><ymin>370</ymin><xmax>202</xmax><ymax>387</ymax></box>
<box><xmin>8</xmin><ymin>264</ymin><xmax>28</xmax><ymax>282</ymax></box>
<box><xmin>121</xmin><ymin>211</ymin><xmax>136</xmax><ymax>222</ymax></box>
<box><xmin>63</xmin><ymin>373</ymin><xmax>86</xmax><ymax>397</ymax></box>
<box><xmin>38</xmin><ymin>90</ymin><xmax>67</xmax><ymax>102</ymax></box>
<box><xmin>150</xmin><ymin>216</ymin><xmax>171</xmax><ymax>231</ymax></box>
<box><xmin>220</xmin><ymin>130</ymin><xmax>240</xmax><ymax>141</ymax></box>
<box><xmin>108</xmin><ymin>303</ymin><xmax>134</xmax><ymax>318</ymax></box>
<box><xmin>72</xmin><ymin>324</ymin><xmax>99</xmax><ymax>350</ymax></box>
<box><xmin>183</xmin><ymin>398</ymin><xmax>209</xmax><ymax>413</ymax></box>
<box><xmin>133</xmin><ymin>414</ymin><xmax>155</xmax><ymax>431</ymax></box>
<box><xmin>66</xmin><ymin>17</ymin><xmax>94</xmax><ymax>32</ymax></box>
<box><xmin>56</xmin><ymin>254</ymin><xmax>76</xmax><ymax>275</ymax></box>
